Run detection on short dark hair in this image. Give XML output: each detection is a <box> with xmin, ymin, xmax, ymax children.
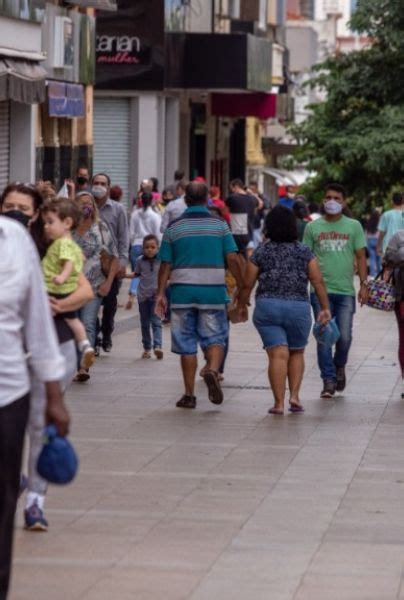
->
<box><xmin>141</xmin><ymin>192</ymin><xmax>153</xmax><ymax>210</ymax></box>
<box><xmin>230</xmin><ymin>178</ymin><xmax>245</xmax><ymax>189</ymax></box>
<box><xmin>176</xmin><ymin>180</ymin><xmax>187</xmax><ymax>194</ymax></box>
<box><xmin>264</xmin><ymin>205</ymin><xmax>298</xmax><ymax>243</ymax></box>
<box><xmin>174</xmin><ymin>169</ymin><xmax>185</xmax><ymax>181</ymax></box>
<box><xmin>143</xmin><ymin>233</ymin><xmax>159</xmax><ymax>246</ymax></box>
<box><xmin>42</xmin><ymin>197</ymin><xmax>82</xmax><ymax>229</ymax></box>
<box><xmin>325</xmin><ymin>182</ymin><xmax>346</xmax><ymax>199</ymax></box>
<box><xmin>293</xmin><ymin>200</ymin><xmax>309</xmax><ymax>220</ymax></box>
<box><xmin>92</xmin><ymin>172</ymin><xmax>111</xmax><ymax>186</ymax></box>
<box><xmin>185</xmin><ymin>182</ymin><xmax>208</xmax><ymax>206</ymax></box>
<box><xmin>392</xmin><ymin>192</ymin><xmax>403</xmax><ymax>206</ymax></box>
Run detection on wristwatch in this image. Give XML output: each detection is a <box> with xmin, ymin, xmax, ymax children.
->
<box><xmin>360</xmin><ymin>279</ymin><xmax>368</xmax><ymax>287</ymax></box>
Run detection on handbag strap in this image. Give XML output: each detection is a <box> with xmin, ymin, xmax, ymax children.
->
<box><xmin>98</xmin><ymin>221</ymin><xmax>106</xmax><ymax>247</ymax></box>
<box><xmin>375</xmin><ymin>268</ymin><xmax>394</xmax><ymax>284</ymax></box>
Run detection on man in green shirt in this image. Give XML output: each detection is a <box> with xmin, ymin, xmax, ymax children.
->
<box><xmin>303</xmin><ymin>183</ymin><xmax>368</xmax><ymax>398</ymax></box>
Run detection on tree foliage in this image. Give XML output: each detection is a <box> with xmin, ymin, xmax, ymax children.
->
<box><xmin>291</xmin><ymin>0</ymin><xmax>404</xmax><ymax>211</ymax></box>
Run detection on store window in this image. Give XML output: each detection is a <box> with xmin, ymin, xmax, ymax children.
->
<box><xmin>0</xmin><ymin>0</ymin><xmax>45</xmax><ymax>22</ymax></box>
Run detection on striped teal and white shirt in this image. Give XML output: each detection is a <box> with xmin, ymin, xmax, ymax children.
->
<box><xmin>159</xmin><ymin>206</ymin><xmax>238</xmax><ymax>309</ymax></box>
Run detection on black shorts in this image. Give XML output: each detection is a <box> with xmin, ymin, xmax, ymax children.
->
<box><xmin>49</xmin><ymin>293</ymin><xmax>78</xmax><ymax>320</ymax></box>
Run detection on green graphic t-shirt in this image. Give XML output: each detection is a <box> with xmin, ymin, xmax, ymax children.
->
<box><xmin>303</xmin><ymin>216</ymin><xmax>366</xmax><ymax>296</ymax></box>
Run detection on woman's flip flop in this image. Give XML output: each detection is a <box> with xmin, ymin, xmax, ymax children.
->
<box><xmin>289</xmin><ymin>404</ymin><xmax>305</xmax><ymax>413</ymax></box>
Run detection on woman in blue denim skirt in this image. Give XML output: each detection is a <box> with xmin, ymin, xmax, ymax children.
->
<box><xmin>238</xmin><ymin>206</ymin><xmax>331</xmax><ymax>415</ymax></box>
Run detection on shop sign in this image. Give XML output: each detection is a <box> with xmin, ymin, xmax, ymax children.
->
<box><xmin>96</xmin><ymin>0</ymin><xmax>165</xmax><ymax>91</ymax></box>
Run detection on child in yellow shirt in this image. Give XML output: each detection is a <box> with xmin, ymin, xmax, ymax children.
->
<box><xmin>42</xmin><ymin>198</ymin><xmax>95</xmax><ymax>369</ymax></box>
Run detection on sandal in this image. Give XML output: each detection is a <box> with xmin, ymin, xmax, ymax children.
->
<box><xmin>73</xmin><ymin>370</ymin><xmax>90</xmax><ymax>383</ymax></box>
<box><xmin>203</xmin><ymin>369</ymin><xmax>223</xmax><ymax>405</ymax></box>
<box><xmin>142</xmin><ymin>351</ymin><xmax>151</xmax><ymax>359</ymax></box>
<box><xmin>289</xmin><ymin>402</ymin><xmax>304</xmax><ymax>413</ymax></box>
<box><xmin>268</xmin><ymin>406</ymin><xmax>284</xmax><ymax>415</ymax></box>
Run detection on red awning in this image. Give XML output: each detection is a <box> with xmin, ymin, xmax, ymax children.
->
<box><xmin>211</xmin><ymin>93</ymin><xmax>277</xmax><ymax>119</ymax></box>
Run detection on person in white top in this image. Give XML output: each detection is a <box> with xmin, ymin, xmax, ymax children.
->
<box><xmin>0</xmin><ymin>216</ymin><xmax>69</xmax><ymax>599</ymax></box>
<box><xmin>127</xmin><ymin>192</ymin><xmax>162</xmax><ymax>306</ymax></box>
<box><xmin>160</xmin><ymin>180</ymin><xmax>187</xmax><ymax>233</ymax></box>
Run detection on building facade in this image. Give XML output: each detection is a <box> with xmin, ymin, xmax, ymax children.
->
<box><xmin>0</xmin><ymin>1</ymin><xmax>46</xmax><ymax>190</ymax></box>
<box><xmin>37</xmin><ymin>1</ymin><xmax>99</xmax><ymax>187</ymax></box>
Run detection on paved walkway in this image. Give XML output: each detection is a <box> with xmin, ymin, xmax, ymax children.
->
<box><xmin>11</xmin><ymin>297</ymin><xmax>404</xmax><ymax>600</ymax></box>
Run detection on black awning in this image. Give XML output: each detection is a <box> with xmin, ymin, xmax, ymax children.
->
<box><xmin>0</xmin><ymin>58</ymin><xmax>46</xmax><ymax>104</ymax></box>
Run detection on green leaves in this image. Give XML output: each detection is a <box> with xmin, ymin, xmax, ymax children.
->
<box><xmin>291</xmin><ymin>0</ymin><xmax>404</xmax><ymax>211</ymax></box>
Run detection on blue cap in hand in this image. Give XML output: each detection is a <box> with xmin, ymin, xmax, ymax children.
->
<box><xmin>313</xmin><ymin>318</ymin><xmax>340</xmax><ymax>347</ymax></box>
<box><xmin>37</xmin><ymin>425</ymin><xmax>79</xmax><ymax>485</ymax></box>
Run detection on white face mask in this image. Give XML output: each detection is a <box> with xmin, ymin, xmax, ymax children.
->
<box><xmin>92</xmin><ymin>185</ymin><xmax>107</xmax><ymax>199</ymax></box>
<box><xmin>324</xmin><ymin>199</ymin><xmax>343</xmax><ymax>215</ymax></box>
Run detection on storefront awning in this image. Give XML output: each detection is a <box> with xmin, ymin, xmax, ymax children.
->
<box><xmin>0</xmin><ymin>58</ymin><xmax>46</xmax><ymax>104</ymax></box>
<box><xmin>211</xmin><ymin>93</ymin><xmax>277</xmax><ymax>119</ymax></box>
<box><xmin>263</xmin><ymin>167</ymin><xmax>312</xmax><ymax>186</ymax></box>
<box><xmin>65</xmin><ymin>0</ymin><xmax>117</xmax><ymax>9</ymax></box>
<box><xmin>48</xmin><ymin>81</ymin><xmax>85</xmax><ymax>118</ymax></box>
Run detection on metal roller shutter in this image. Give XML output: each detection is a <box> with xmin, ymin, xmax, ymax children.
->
<box><xmin>0</xmin><ymin>101</ymin><xmax>10</xmax><ymax>194</ymax></box>
<box><xmin>93</xmin><ymin>98</ymin><xmax>130</xmax><ymax>208</ymax></box>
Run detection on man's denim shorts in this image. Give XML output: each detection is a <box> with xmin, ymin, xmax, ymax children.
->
<box><xmin>171</xmin><ymin>307</ymin><xmax>229</xmax><ymax>355</ymax></box>
<box><xmin>253</xmin><ymin>297</ymin><xmax>312</xmax><ymax>350</ymax></box>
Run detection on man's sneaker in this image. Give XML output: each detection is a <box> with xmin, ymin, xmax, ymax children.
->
<box><xmin>80</xmin><ymin>343</ymin><xmax>95</xmax><ymax>369</ymax></box>
<box><xmin>336</xmin><ymin>367</ymin><xmax>346</xmax><ymax>392</ymax></box>
<box><xmin>102</xmin><ymin>338</ymin><xmax>112</xmax><ymax>353</ymax></box>
<box><xmin>154</xmin><ymin>348</ymin><xmax>164</xmax><ymax>360</ymax></box>
<box><xmin>176</xmin><ymin>395</ymin><xmax>196</xmax><ymax>409</ymax></box>
<box><xmin>320</xmin><ymin>380</ymin><xmax>336</xmax><ymax>399</ymax></box>
<box><xmin>24</xmin><ymin>502</ymin><xmax>48</xmax><ymax>532</ymax></box>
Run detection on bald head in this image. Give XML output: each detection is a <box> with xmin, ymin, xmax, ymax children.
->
<box><xmin>185</xmin><ymin>182</ymin><xmax>208</xmax><ymax>207</ymax></box>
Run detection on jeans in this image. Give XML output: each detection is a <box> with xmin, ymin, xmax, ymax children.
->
<box><xmin>171</xmin><ymin>308</ymin><xmax>229</xmax><ymax>355</ymax></box>
<box><xmin>253</xmin><ymin>298</ymin><xmax>312</xmax><ymax>350</ymax></box>
<box><xmin>0</xmin><ymin>394</ymin><xmax>29</xmax><ymax>599</ymax></box>
<box><xmin>101</xmin><ymin>278</ymin><xmax>121</xmax><ymax>342</ymax></box>
<box><xmin>367</xmin><ymin>237</ymin><xmax>381</xmax><ymax>277</ymax></box>
<box><xmin>130</xmin><ymin>245</ymin><xmax>143</xmax><ymax>296</ymax></box>
<box><xmin>78</xmin><ymin>295</ymin><xmax>103</xmax><ymax>348</ymax></box>
<box><xmin>138</xmin><ymin>298</ymin><xmax>162</xmax><ymax>350</ymax></box>
<box><xmin>311</xmin><ymin>293</ymin><xmax>356</xmax><ymax>382</ymax></box>
<box><xmin>27</xmin><ymin>340</ymin><xmax>77</xmax><ymax>499</ymax></box>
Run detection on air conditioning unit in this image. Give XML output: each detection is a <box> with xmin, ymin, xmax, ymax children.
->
<box><xmin>52</xmin><ymin>16</ymin><xmax>74</xmax><ymax>69</ymax></box>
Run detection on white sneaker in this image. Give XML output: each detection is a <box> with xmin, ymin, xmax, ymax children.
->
<box><xmin>80</xmin><ymin>343</ymin><xmax>95</xmax><ymax>369</ymax></box>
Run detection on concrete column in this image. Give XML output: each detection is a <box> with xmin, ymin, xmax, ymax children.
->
<box><xmin>9</xmin><ymin>102</ymin><xmax>36</xmax><ymax>182</ymax></box>
<box><xmin>135</xmin><ymin>94</ymin><xmax>161</xmax><ymax>183</ymax></box>
<box><xmin>164</xmin><ymin>96</ymin><xmax>180</xmax><ymax>185</ymax></box>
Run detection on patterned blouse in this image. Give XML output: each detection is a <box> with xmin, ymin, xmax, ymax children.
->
<box><xmin>250</xmin><ymin>241</ymin><xmax>314</xmax><ymax>302</ymax></box>
<box><xmin>73</xmin><ymin>221</ymin><xmax>118</xmax><ymax>292</ymax></box>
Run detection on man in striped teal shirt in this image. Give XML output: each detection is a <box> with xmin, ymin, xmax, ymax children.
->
<box><xmin>156</xmin><ymin>182</ymin><xmax>244</xmax><ymax>409</ymax></box>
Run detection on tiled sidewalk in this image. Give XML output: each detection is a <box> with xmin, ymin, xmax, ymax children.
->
<box><xmin>11</xmin><ymin>301</ymin><xmax>404</xmax><ymax>600</ymax></box>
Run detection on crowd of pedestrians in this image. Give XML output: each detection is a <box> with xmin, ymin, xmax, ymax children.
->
<box><xmin>1</xmin><ymin>165</ymin><xmax>404</xmax><ymax>599</ymax></box>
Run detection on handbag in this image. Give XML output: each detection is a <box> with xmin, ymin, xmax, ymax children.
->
<box><xmin>366</xmin><ymin>271</ymin><xmax>396</xmax><ymax>312</ymax></box>
<box><xmin>98</xmin><ymin>222</ymin><xmax>114</xmax><ymax>277</ymax></box>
